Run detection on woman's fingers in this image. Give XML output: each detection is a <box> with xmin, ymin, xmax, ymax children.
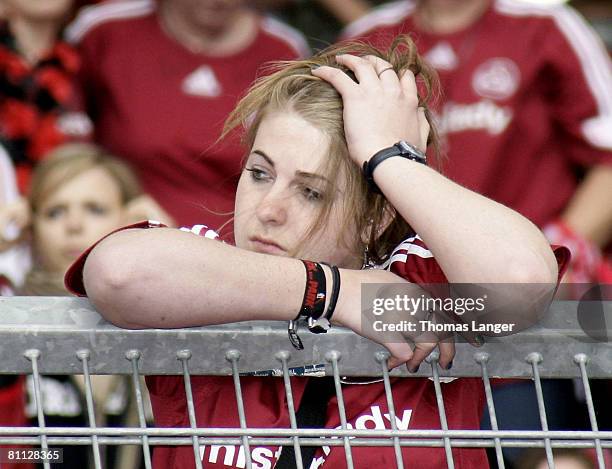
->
<box><xmin>417</xmin><ymin>107</ymin><xmax>430</xmax><ymax>152</ymax></box>
<box><xmin>310</xmin><ymin>65</ymin><xmax>359</xmax><ymax>97</ymax></box>
<box><xmin>334</xmin><ymin>54</ymin><xmax>380</xmax><ymax>87</ymax></box>
<box><xmin>438</xmin><ymin>336</ymin><xmax>456</xmax><ymax>370</ymax></box>
<box><xmin>399</xmin><ymin>69</ymin><xmax>419</xmax><ymax>102</ymax></box>
<box><xmin>386</xmin><ymin>341</ymin><xmax>415</xmax><ymax>370</ymax></box>
<box><xmin>363</xmin><ymin>55</ymin><xmax>401</xmax><ymax>88</ymax></box>
<box><xmin>405</xmin><ymin>342</ymin><xmax>436</xmax><ymax>372</ymax></box>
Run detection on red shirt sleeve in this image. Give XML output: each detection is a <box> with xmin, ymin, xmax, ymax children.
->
<box><xmin>385</xmin><ymin>235</ymin><xmax>571</xmax><ymax>284</ymax></box>
<box><xmin>64</xmin><ymin>220</ymin><xmax>221</xmax><ymax>296</ymax></box>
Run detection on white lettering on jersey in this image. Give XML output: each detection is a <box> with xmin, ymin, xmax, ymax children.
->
<box><xmin>251</xmin><ymin>447</ymin><xmax>273</xmax><ymax>469</ymax></box>
<box><xmin>199</xmin><ymin>405</ymin><xmax>412</xmax><ymax>468</ymax></box>
<box><xmin>425</xmin><ymin>42</ymin><xmax>458</xmax><ymax>71</ymax></box>
<box><xmin>317</xmin><ymin>406</ymin><xmax>412</xmax><ymax>467</ymax></box>
<box><xmin>472</xmin><ymin>57</ymin><xmax>521</xmax><ymax>100</ymax></box>
<box><xmin>437</xmin><ymin>100</ymin><xmax>514</xmax><ymax>135</ymax></box>
<box><xmin>182</xmin><ymin>65</ymin><xmax>222</xmax><ymax>98</ymax></box>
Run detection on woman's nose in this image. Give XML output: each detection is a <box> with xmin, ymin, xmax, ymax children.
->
<box><xmin>255</xmin><ymin>190</ymin><xmax>289</xmax><ymax>226</ymax></box>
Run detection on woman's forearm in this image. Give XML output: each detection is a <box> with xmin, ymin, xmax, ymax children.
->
<box><xmin>83</xmin><ymin>228</ymin><xmax>307</xmax><ymax>328</ymax></box>
<box><xmin>82</xmin><ymin>227</ymin><xmax>412</xmax><ymax>332</ymax></box>
<box><xmin>374</xmin><ymin>158</ymin><xmax>558</xmax><ymax>283</ymax></box>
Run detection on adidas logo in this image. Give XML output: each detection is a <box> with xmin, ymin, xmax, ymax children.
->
<box><xmin>182</xmin><ymin>65</ymin><xmax>222</xmax><ymax>97</ymax></box>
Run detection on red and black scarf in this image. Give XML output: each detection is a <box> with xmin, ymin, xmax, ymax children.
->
<box><xmin>0</xmin><ymin>22</ymin><xmax>86</xmax><ymax>192</ymax></box>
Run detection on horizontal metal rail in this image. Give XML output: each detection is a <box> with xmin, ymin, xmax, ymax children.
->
<box><xmin>0</xmin><ymin>297</ymin><xmax>610</xmax><ymax>377</ymax></box>
<box><xmin>0</xmin><ymin>297</ymin><xmax>610</xmax><ymax>469</ymax></box>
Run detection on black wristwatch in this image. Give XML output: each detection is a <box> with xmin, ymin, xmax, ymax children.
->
<box><xmin>362</xmin><ymin>140</ymin><xmax>427</xmax><ymax>193</ymax></box>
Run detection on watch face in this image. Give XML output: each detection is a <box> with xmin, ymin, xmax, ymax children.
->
<box><xmin>397</xmin><ymin>140</ymin><xmax>414</xmax><ymax>153</ymax></box>
<box><xmin>397</xmin><ymin>140</ymin><xmax>427</xmax><ymax>164</ymax></box>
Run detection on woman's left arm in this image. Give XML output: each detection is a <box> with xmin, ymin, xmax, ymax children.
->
<box><xmin>312</xmin><ymin>54</ymin><xmax>558</xmax><ymax>284</ymax></box>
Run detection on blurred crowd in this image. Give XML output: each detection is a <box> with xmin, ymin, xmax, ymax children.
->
<box><xmin>1</xmin><ymin>1</ymin><xmax>611</xmax><ymax>468</ymax></box>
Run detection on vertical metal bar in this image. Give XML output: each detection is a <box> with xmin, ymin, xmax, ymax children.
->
<box><xmin>574</xmin><ymin>354</ymin><xmax>605</xmax><ymax>469</ymax></box>
<box><xmin>276</xmin><ymin>351</ymin><xmax>304</xmax><ymax>469</ymax></box>
<box><xmin>77</xmin><ymin>350</ymin><xmax>103</xmax><ymax>469</ymax></box>
<box><xmin>125</xmin><ymin>350</ymin><xmax>152</xmax><ymax>469</ymax></box>
<box><xmin>226</xmin><ymin>350</ymin><xmax>253</xmax><ymax>469</ymax></box>
<box><xmin>24</xmin><ymin>349</ymin><xmax>50</xmax><ymax>469</ymax></box>
<box><xmin>474</xmin><ymin>352</ymin><xmax>504</xmax><ymax>469</ymax></box>
<box><xmin>375</xmin><ymin>351</ymin><xmax>404</xmax><ymax>469</ymax></box>
<box><xmin>428</xmin><ymin>352</ymin><xmax>455</xmax><ymax>469</ymax></box>
<box><xmin>177</xmin><ymin>350</ymin><xmax>203</xmax><ymax>469</ymax></box>
<box><xmin>526</xmin><ymin>353</ymin><xmax>554</xmax><ymax>469</ymax></box>
<box><xmin>325</xmin><ymin>351</ymin><xmax>354</xmax><ymax>469</ymax></box>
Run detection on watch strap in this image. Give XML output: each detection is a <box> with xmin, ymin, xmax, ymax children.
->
<box><xmin>363</xmin><ymin>141</ymin><xmax>427</xmax><ymax>194</ymax></box>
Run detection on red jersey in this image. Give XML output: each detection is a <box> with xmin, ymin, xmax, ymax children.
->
<box><xmin>146</xmin><ymin>230</ymin><xmax>568</xmax><ymax>469</ymax></box>
<box><xmin>64</xmin><ymin>222</ymin><xmax>568</xmax><ymax>469</ymax></box>
<box><xmin>343</xmin><ymin>0</ymin><xmax>612</xmax><ymax>227</ymax></box>
<box><xmin>67</xmin><ymin>0</ymin><xmax>310</xmax><ymax>228</ymax></box>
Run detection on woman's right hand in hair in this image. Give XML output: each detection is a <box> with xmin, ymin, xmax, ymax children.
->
<box><xmin>311</xmin><ymin>54</ymin><xmax>430</xmax><ymax>167</ymax></box>
<box><xmin>0</xmin><ymin>196</ymin><xmax>30</xmax><ymax>252</ymax></box>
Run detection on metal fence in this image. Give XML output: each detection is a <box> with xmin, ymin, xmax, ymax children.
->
<box><xmin>0</xmin><ymin>296</ymin><xmax>611</xmax><ymax>469</ymax></box>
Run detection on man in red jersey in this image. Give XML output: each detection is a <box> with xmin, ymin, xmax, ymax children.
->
<box><xmin>343</xmin><ymin>0</ymin><xmax>612</xmax><ymax>284</ymax></box>
<box><xmin>66</xmin><ymin>0</ymin><xmax>310</xmax><ymax>230</ymax></box>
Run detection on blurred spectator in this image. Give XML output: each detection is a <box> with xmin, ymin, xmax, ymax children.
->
<box><xmin>516</xmin><ymin>447</ymin><xmax>612</xmax><ymax>469</ymax></box>
<box><xmin>66</xmin><ymin>0</ymin><xmax>310</xmax><ymax>230</ymax></box>
<box><xmin>22</xmin><ymin>142</ymin><xmax>142</xmax><ymax>294</ymax></box>
<box><xmin>19</xmin><ymin>142</ymin><xmax>145</xmax><ymax>468</ymax></box>
<box><xmin>573</xmin><ymin>0</ymin><xmax>612</xmax><ymax>54</ymax></box>
<box><xmin>0</xmin><ymin>143</ymin><xmax>30</xmax><ymax>290</ymax></box>
<box><xmin>260</xmin><ymin>0</ymin><xmax>374</xmax><ymax>49</ymax></box>
<box><xmin>0</xmin><ymin>142</ymin><xmax>32</xmax><ymax>469</ymax></box>
<box><xmin>343</xmin><ymin>0</ymin><xmax>612</xmax><ymax>285</ymax></box>
<box><xmin>0</xmin><ymin>0</ymin><xmax>92</xmax><ymax>194</ymax></box>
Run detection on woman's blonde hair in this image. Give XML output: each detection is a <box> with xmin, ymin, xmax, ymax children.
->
<box><xmin>29</xmin><ymin>143</ymin><xmax>142</xmax><ymax>214</ymax></box>
<box><xmin>224</xmin><ymin>36</ymin><xmax>440</xmax><ymax>265</ymax></box>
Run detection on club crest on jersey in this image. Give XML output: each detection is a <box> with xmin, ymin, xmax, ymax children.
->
<box><xmin>182</xmin><ymin>65</ymin><xmax>222</xmax><ymax>98</ymax></box>
<box><xmin>472</xmin><ymin>58</ymin><xmax>520</xmax><ymax>101</ymax></box>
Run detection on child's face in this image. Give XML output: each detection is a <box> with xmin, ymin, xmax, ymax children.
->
<box><xmin>33</xmin><ymin>167</ymin><xmax>125</xmax><ymax>274</ymax></box>
<box><xmin>233</xmin><ymin>110</ymin><xmax>361</xmax><ymax>268</ymax></box>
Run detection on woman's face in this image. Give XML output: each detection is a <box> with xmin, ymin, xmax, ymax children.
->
<box><xmin>33</xmin><ymin>167</ymin><xmax>124</xmax><ymax>274</ymax></box>
<box><xmin>234</xmin><ymin>110</ymin><xmax>361</xmax><ymax>268</ymax></box>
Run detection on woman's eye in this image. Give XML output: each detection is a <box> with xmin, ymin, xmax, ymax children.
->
<box><xmin>245</xmin><ymin>167</ymin><xmax>271</xmax><ymax>182</ymax></box>
<box><xmin>301</xmin><ymin>186</ymin><xmax>323</xmax><ymax>202</ymax></box>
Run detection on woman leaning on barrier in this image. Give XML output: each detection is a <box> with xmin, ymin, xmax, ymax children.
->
<box><xmin>65</xmin><ymin>37</ymin><xmax>569</xmax><ymax>468</ymax></box>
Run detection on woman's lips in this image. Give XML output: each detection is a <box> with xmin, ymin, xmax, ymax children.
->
<box><xmin>249</xmin><ymin>237</ymin><xmax>286</xmax><ymax>255</ymax></box>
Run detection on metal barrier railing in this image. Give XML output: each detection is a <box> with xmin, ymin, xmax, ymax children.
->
<box><xmin>0</xmin><ymin>296</ymin><xmax>611</xmax><ymax>469</ymax></box>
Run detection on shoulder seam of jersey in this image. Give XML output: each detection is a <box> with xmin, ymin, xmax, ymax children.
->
<box><xmin>65</xmin><ymin>0</ymin><xmax>154</xmax><ymax>45</ymax></box>
<box><xmin>261</xmin><ymin>15</ymin><xmax>311</xmax><ymax>58</ymax></box>
<box><xmin>341</xmin><ymin>0</ymin><xmax>416</xmax><ymax>40</ymax></box>
<box><xmin>495</xmin><ymin>0</ymin><xmax>612</xmax><ymax>129</ymax></box>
